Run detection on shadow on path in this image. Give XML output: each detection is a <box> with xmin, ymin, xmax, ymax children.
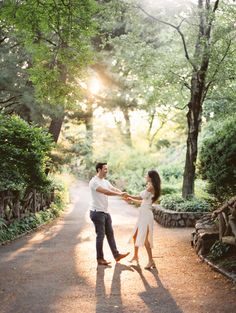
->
<box><xmin>131</xmin><ymin>264</ymin><xmax>183</xmax><ymax>313</ymax></box>
<box><xmin>1</xmin><ymin>180</ymin><xmax>236</xmax><ymax>313</ymax></box>
<box><xmin>96</xmin><ymin>263</ymin><xmax>134</xmax><ymax>313</ymax></box>
<box><xmin>0</xmin><ymin>181</ymin><xmax>94</xmax><ymax>313</ymax></box>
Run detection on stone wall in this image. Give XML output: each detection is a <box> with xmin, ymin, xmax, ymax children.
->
<box><xmin>152</xmin><ymin>205</ymin><xmax>208</xmax><ymax>228</ymax></box>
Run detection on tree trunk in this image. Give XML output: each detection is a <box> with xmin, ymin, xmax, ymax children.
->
<box><xmin>84</xmin><ymin>100</ymin><xmax>93</xmax><ymax>150</ymax></box>
<box><xmin>48</xmin><ymin>116</ymin><xmax>64</xmax><ymax>143</ymax></box>
<box><xmin>182</xmin><ymin>0</ymin><xmax>218</xmax><ymax>198</ymax></box>
<box><xmin>48</xmin><ymin>57</ymin><xmax>67</xmax><ymax>144</ymax></box>
<box><xmin>122</xmin><ymin>107</ymin><xmax>132</xmax><ymax>146</ymax></box>
<box><xmin>182</xmin><ymin>74</ymin><xmax>203</xmax><ymax>197</ymax></box>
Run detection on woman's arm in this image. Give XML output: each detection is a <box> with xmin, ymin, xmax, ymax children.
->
<box><xmin>123</xmin><ymin>195</ymin><xmax>142</xmax><ymax>205</ymax></box>
<box><xmin>126</xmin><ymin>194</ymin><xmax>142</xmax><ymax>200</ymax></box>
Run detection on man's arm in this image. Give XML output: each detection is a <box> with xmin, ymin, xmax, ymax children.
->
<box><xmin>96</xmin><ymin>186</ymin><xmax>126</xmax><ymax>197</ymax></box>
<box><xmin>110</xmin><ymin>186</ymin><xmax>122</xmax><ymax>193</ymax></box>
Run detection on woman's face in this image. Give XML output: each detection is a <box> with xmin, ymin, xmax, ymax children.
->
<box><xmin>146</xmin><ymin>174</ymin><xmax>151</xmax><ymax>183</ymax></box>
<box><xmin>146</xmin><ymin>174</ymin><xmax>153</xmax><ymax>191</ymax></box>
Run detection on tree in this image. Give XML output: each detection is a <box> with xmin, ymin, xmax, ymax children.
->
<box><xmin>0</xmin><ymin>0</ymin><xmax>98</xmax><ymax>142</ymax></box>
<box><xmin>0</xmin><ymin>25</ymin><xmax>37</xmax><ymax>122</ymax></box>
<box><xmin>133</xmin><ymin>0</ymin><xmax>236</xmax><ymax>197</ymax></box>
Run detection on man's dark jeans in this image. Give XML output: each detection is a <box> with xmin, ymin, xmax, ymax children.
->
<box><xmin>90</xmin><ymin>210</ymin><xmax>119</xmax><ymax>260</ymax></box>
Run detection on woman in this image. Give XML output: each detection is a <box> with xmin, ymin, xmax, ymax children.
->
<box><xmin>124</xmin><ymin>170</ymin><xmax>161</xmax><ymax>269</ymax></box>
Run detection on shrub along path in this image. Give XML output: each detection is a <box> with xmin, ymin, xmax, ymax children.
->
<box><xmin>0</xmin><ymin>181</ymin><xmax>235</xmax><ymax>313</ymax></box>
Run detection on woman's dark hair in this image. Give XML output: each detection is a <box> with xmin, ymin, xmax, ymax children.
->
<box><xmin>148</xmin><ymin>170</ymin><xmax>161</xmax><ymax>203</ymax></box>
<box><xmin>96</xmin><ymin>162</ymin><xmax>107</xmax><ymax>172</ymax></box>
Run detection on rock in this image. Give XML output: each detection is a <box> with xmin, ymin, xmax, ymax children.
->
<box><xmin>192</xmin><ymin>214</ymin><xmax>219</xmax><ymax>255</ymax></box>
<box><xmin>179</xmin><ymin>220</ymin><xmax>185</xmax><ymax>227</ymax></box>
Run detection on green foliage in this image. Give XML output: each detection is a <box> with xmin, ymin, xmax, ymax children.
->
<box><xmin>0</xmin><ymin>0</ymin><xmax>98</xmax><ymax>123</ymax></box>
<box><xmin>0</xmin><ymin>113</ymin><xmax>53</xmax><ymax>190</ymax></box>
<box><xmin>0</xmin><ymin>187</ymin><xmax>65</xmax><ymax>243</ymax></box>
<box><xmin>0</xmin><ymin>27</ymin><xmax>37</xmax><ymax>121</ymax></box>
<box><xmin>155</xmin><ymin>139</ymin><xmax>171</xmax><ymax>150</ymax></box>
<box><xmin>199</xmin><ymin>116</ymin><xmax>236</xmax><ymax>200</ymax></box>
<box><xmin>0</xmin><ymin>218</ymin><xmax>7</xmax><ymax>230</ymax></box>
<box><xmin>161</xmin><ymin>185</ymin><xmax>179</xmax><ymax>195</ymax></box>
<box><xmin>160</xmin><ymin>194</ymin><xmax>210</xmax><ymax>212</ymax></box>
<box><xmin>97</xmin><ymin>148</ymin><xmax>158</xmax><ymax>194</ymax></box>
<box><xmin>208</xmin><ymin>240</ymin><xmax>230</xmax><ymax>261</ymax></box>
<box><xmin>159</xmin><ymin>164</ymin><xmax>183</xmax><ymax>181</ymax></box>
<box><xmin>218</xmin><ymin>259</ymin><xmax>236</xmax><ymax>272</ymax></box>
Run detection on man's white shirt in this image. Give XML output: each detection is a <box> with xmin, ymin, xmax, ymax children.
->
<box><xmin>89</xmin><ymin>176</ymin><xmax>113</xmax><ymax>213</ymax></box>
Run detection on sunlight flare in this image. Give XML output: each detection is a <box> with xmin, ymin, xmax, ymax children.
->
<box><xmin>88</xmin><ymin>77</ymin><xmax>101</xmax><ymax>95</ymax></box>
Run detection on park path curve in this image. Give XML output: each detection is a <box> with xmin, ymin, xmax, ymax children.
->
<box><xmin>0</xmin><ymin>180</ymin><xmax>236</xmax><ymax>313</ymax></box>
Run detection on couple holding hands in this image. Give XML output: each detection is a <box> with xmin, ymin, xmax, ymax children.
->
<box><xmin>89</xmin><ymin>162</ymin><xmax>161</xmax><ymax>270</ymax></box>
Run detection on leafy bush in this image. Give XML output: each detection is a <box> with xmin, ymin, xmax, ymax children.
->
<box><xmin>208</xmin><ymin>240</ymin><xmax>230</xmax><ymax>260</ymax></box>
<box><xmin>161</xmin><ymin>184</ymin><xmax>179</xmax><ymax>195</ymax></box>
<box><xmin>218</xmin><ymin>259</ymin><xmax>236</xmax><ymax>272</ymax></box>
<box><xmin>0</xmin><ymin>218</ymin><xmax>7</xmax><ymax>230</ymax></box>
<box><xmin>160</xmin><ymin>194</ymin><xmax>185</xmax><ymax>210</ymax></box>
<box><xmin>198</xmin><ymin>116</ymin><xmax>236</xmax><ymax>200</ymax></box>
<box><xmin>160</xmin><ymin>194</ymin><xmax>210</xmax><ymax>212</ymax></box>
<box><xmin>160</xmin><ymin>164</ymin><xmax>183</xmax><ymax>181</ymax></box>
<box><xmin>0</xmin><ymin>114</ymin><xmax>53</xmax><ymax>191</ymax></box>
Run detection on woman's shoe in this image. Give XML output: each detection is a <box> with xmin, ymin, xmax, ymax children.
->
<box><xmin>144</xmin><ymin>261</ymin><xmax>156</xmax><ymax>270</ymax></box>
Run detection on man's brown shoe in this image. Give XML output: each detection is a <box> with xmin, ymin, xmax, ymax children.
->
<box><xmin>115</xmin><ymin>252</ymin><xmax>130</xmax><ymax>262</ymax></box>
<box><xmin>97</xmin><ymin>259</ymin><xmax>111</xmax><ymax>266</ymax></box>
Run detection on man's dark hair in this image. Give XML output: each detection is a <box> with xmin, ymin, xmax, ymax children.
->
<box><xmin>95</xmin><ymin>162</ymin><xmax>107</xmax><ymax>172</ymax></box>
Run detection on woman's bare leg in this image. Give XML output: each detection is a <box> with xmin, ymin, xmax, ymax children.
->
<box><xmin>130</xmin><ymin>229</ymin><xmax>139</xmax><ymax>262</ymax></box>
<box><xmin>144</xmin><ymin>228</ymin><xmax>155</xmax><ymax>268</ymax></box>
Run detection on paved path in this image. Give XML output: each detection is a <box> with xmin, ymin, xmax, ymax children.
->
<box><xmin>0</xmin><ymin>181</ymin><xmax>236</xmax><ymax>313</ymax></box>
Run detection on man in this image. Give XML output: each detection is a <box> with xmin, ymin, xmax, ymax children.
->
<box><xmin>89</xmin><ymin>162</ymin><xmax>130</xmax><ymax>266</ymax></box>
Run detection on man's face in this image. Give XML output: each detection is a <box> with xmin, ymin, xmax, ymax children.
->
<box><xmin>100</xmin><ymin>164</ymin><xmax>108</xmax><ymax>177</ymax></box>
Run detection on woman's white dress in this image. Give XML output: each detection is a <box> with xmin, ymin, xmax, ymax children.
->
<box><xmin>129</xmin><ymin>190</ymin><xmax>154</xmax><ymax>248</ymax></box>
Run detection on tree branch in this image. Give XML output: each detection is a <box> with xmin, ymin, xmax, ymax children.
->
<box><xmin>42</xmin><ymin>37</ymin><xmax>57</xmax><ymax>47</ymax></box>
<box><xmin>0</xmin><ymin>95</ymin><xmax>21</xmax><ymax>105</ymax></box>
<box><xmin>149</xmin><ymin>120</ymin><xmax>165</xmax><ymax>148</ymax></box>
<box><xmin>174</xmin><ymin>103</ymin><xmax>188</xmax><ymax>110</ymax></box>
<box><xmin>170</xmin><ymin>70</ymin><xmax>191</xmax><ymax>90</ymax></box>
<box><xmin>137</xmin><ymin>5</ymin><xmax>197</xmax><ymax>70</ymax></box>
<box><xmin>213</xmin><ymin>0</ymin><xmax>220</xmax><ymax>12</ymax></box>
<box><xmin>0</xmin><ymin>36</ymin><xmax>7</xmax><ymax>44</ymax></box>
<box><xmin>10</xmin><ymin>42</ymin><xmax>25</xmax><ymax>49</ymax></box>
<box><xmin>203</xmin><ymin>39</ymin><xmax>232</xmax><ymax>100</ymax></box>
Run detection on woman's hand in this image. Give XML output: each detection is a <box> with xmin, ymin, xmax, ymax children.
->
<box><xmin>123</xmin><ymin>195</ymin><xmax>142</xmax><ymax>206</ymax></box>
<box><xmin>123</xmin><ymin>196</ymin><xmax>133</xmax><ymax>203</ymax></box>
